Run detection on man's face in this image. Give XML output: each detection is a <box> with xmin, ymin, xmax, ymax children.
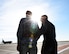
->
<box><xmin>26</xmin><ymin>14</ymin><xmax>32</xmax><ymax>18</ymax></box>
<box><xmin>41</xmin><ymin>16</ymin><xmax>46</xmax><ymax>23</ymax></box>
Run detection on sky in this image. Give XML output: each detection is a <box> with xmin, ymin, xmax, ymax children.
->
<box><xmin>0</xmin><ymin>0</ymin><xmax>69</xmax><ymax>43</ymax></box>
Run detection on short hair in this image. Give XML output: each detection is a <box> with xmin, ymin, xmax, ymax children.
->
<box><xmin>42</xmin><ymin>15</ymin><xmax>48</xmax><ymax>20</ymax></box>
<box><xmin>26</xmin><ymin>10</ymin><xmax>32</xmax><ymax>15</ymax></box>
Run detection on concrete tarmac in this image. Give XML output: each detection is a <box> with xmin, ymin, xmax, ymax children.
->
<box><xmin>0</xmin><ymin>41</ymin><xmax>69</xmax><ymax>54</ymax></box>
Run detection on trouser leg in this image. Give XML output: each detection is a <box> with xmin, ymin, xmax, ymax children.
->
<box><xmin>29</xmin><ymin>46</ymin><xmax>37</xmax><ymax>54</ymax></box>
<box><xmin>19</xmin><ymin>45</ymin><xmax>28</xmax><ymax>54</ymax></box>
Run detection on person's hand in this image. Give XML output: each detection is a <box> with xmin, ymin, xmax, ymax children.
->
<box><xmin>17</xmin><ymin>45</ymin><xmax>20</xmax><ymax>51</ymax></box>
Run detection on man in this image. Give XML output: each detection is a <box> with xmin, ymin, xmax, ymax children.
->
<box><xmin>17</xmin><ymin>10</ymin><xmax>39</xmax><ymax>54</ymax></box>
<box><xmin>40</xmin><ymin>15</ymin><xmax>57</xmax><ymax>54</ymax></box>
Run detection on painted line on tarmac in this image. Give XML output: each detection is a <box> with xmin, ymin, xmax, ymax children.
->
<box><xmin>58</xmin><ymin>45</ymin><xmax>69</xmax><ymax>54</ymax></box>
<box><xmin>58</xmin><ymin>44</ymin><xmax>69</xmax><ymax>51</ymax></box>
<box><xmin>0</xmin><ymin>49</ymin><xmax>19</xmax><ymax>53</ymax></box>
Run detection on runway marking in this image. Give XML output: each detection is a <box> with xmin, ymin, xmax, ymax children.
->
<box><xmin>58</xmin><ymin>47</ymin><xmax>69</xmax><ymax>54</ymax></box>
<box><xmin>0</xmin><ymin>49</ymin><xmax>19</xmax><ymax>53</ymax></box>
<box><xmin>58</xmin><ymin>44</ymin><xmax>69</xmax><ymax>54</ymax></box>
